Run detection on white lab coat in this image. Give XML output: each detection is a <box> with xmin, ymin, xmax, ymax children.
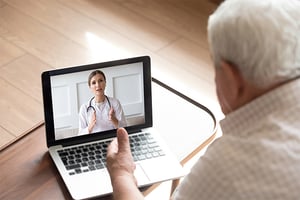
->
<box><xmin>78</xmin><ymin>96</ymin><xmax>127</xmax><ymax>135</ymax></box>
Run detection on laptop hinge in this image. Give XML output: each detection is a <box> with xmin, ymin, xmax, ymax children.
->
<box><xmin>127</xmin><ymin>129</ymin><xmax>142</xmax><ymax>134</ymax></box>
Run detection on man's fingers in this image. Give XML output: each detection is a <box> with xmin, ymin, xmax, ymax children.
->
<box><xmin>116</xmin><ymin>128</ymin><xmax>130</xmax><ymax>153</ymax></box>
<box><xmin>107</xmin><ymin>138</ymin><xmax>118</xmax><ymax>157</ymax></box>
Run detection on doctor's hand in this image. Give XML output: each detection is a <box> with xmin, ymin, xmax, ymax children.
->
<box><xmin>88</xmin><ymin>111</ymin><xmax>96</xmax><ymax>133</ymax></box>
<box><xmin>107</xmin><ymin>128</ymin><xmax>143</xmax><ymax>200</ymax></box>
<box><xmin>109</xmin><ymin>108</ymin><xmax>115</xmax><ymax>120</ymax></box>
<box><xmin>109</xmin><ymin>108</ymin><xmax>119</xmax><ymax>128</ymax></box>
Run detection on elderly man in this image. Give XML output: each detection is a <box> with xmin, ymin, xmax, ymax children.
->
<box><xmin>106</xmin><ymin>0</ymin><xmax>300</xmax><ymax>199</ymax></box>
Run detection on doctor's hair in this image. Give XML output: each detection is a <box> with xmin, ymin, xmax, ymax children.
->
<box><xmin>207</xmin><ymin>0</ymin><xmax>300</xmax><ymax>88</ymax></box>
<box><xmin>88</xmin><ymin>70</ymin><xmax>106</xmax><ymax>86</ymax></box>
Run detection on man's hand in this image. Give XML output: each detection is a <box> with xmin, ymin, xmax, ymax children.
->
<box><xmin>106</xmin><ymin>128</ymin><xmax>144</xmax><ymax>200</ymax></box>
<box><xmin>107</xmin><ymin>128</ymin><xmax>136</xmax><ymax>182</ymax></box>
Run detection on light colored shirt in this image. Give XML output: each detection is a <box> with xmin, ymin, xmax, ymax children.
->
<box><xmin>173</xmin><ymin>78</ymin><xmax>300</xmax><ymax>200</ymax></box>
<box><xmin>78</xmin><ymin>96</ymin><xmax>127</xmax><ymax>135</ymax></box>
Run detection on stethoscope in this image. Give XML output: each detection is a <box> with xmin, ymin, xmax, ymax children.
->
<box><xmin>86</xmin><ymin>95</ymin><xmax>111</xmax><ymax>113</ymax></box>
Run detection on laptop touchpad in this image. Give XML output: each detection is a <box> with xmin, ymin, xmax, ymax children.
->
<box><xmin>135</xmin><ymin>163</ymin><xmax>150</xmax><ymax>185</ymax></box>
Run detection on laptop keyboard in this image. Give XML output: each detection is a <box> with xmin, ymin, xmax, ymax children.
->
<box><xmin>57</xmin><ymin>132</ymin><xmax>165</xmax><ymax>176</ymax></box>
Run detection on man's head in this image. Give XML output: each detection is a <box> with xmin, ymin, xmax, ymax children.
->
<box><xmin>208</xmin><ymin>0</ymin><xmax>300</xmax><ymax>114</ymax></box>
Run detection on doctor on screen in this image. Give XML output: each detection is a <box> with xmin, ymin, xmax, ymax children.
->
<box><xmin>78</xmin><ymin>70</ymin><xmax>126</xmax><ymax>135</ymax></box>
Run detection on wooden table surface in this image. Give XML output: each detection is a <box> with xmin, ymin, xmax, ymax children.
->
<box><xmin>0</xmin><ymin>125</ymin><xmax>76</xmax><ymax>199</ymax></box>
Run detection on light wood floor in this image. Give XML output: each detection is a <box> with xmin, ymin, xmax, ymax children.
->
<box><xmin>0</xmin><ymin>0</ymin><xmax>221</xmax><ymax>150</ymax></box>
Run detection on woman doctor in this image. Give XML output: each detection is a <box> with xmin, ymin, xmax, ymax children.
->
<box><xmin>78</xmin><ymin>70</ymin><xmax>126</xmax><ymax>135</ymax></box>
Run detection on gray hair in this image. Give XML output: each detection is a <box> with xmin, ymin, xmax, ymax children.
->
<box><xmin>208</xmin><ymin>0</ymin><xmax>300</xmax><ymax>88</ymax></box>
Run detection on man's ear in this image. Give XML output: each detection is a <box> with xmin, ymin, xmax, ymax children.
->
<box><xmin>220</xmin><ymin>61</ymin><xmax>245</xmax><ymax>99</ymax></box>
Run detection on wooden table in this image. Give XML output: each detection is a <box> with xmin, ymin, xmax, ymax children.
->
<box><xmin>0</xmin><ymin>79</ymin><xmax>217</xmax><ymax>200</ymax></box>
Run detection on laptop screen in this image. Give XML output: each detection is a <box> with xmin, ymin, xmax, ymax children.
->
<box><xmin>42</xmin><ymin>56</ymin><xmax>152</xmax><ymax>147</ymax></box>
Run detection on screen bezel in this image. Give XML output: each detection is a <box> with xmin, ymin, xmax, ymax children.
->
<box><xmin>41</xmin><ymin>56</ymin><xmax>152</xmax><ymax>147</ymax></box>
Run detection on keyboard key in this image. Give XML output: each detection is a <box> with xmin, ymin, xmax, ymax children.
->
<box><xmin>58</xmin><ymin>151</ymin><xmax>68</xmax><ymax>157</ymax></box>
<box><xmin>66</xmin><ymin>164</ymin><xmax>81</xmax><ymax>170</ymax></box>
<box><xmin>81</xmin><ymin>162</ymin><xmax>88</xmax><ymax>167</ymax></box>
<box><xmin>95</xmin><ymin>164</ymin><xmax>104</xmax><ymax>169</ymax></box>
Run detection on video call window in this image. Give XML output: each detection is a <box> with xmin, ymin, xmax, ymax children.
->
<box><xmin>50</xmin><ymin>63</ymin><xmax>145</xmax><ymax>140</ymax></box>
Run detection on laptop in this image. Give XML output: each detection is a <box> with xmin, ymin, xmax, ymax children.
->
<box><xmin>41</xmin><ymin>56</ymin><xmax>185</xmax><ymax>200</ymax></box>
